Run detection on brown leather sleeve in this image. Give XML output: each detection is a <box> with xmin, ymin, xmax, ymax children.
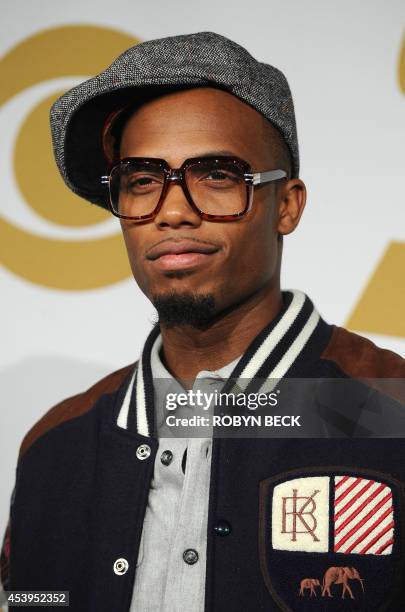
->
<box><xmin>18</xmin><ymin>362</ymin><xmax>136</xmax><ymax>460</ymax></box>
<box><xmin>321</xmin><ymin>326</ymin><xmax>405</xmax><ymax>403</ymax></box>
<box><xmin>322</xmin><ymin>327</ymin><xmax>405</xmax><ymax>377</ymax></box>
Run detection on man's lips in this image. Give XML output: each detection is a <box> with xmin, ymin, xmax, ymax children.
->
<box><xmin>146</xmin><ymin>239</ymin><xmax>221</xmax><ymax>271</ymax></box>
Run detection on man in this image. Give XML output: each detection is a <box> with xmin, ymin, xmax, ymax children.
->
<box><xmin>1</xmin><ymin>31</ymin><xmax>404</xmax><ymax>612</ymax></box>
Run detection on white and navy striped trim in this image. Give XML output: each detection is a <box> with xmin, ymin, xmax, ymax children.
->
<box><xmin>117</xmin><ymin>290</ymin><xmax>321</xmax><ymax>436</ymax></box>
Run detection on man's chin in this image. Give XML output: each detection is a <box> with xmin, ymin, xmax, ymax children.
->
<box><xmin>151</xmin><ymin>291</ymin><xmax>217</xmax><ymax>329</ymax></box>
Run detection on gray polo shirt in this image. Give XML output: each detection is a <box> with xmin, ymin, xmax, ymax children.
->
<box><xmin>130</xmin><ymin>334</ymin><xmax>241</xmax><ymax>612</ymax></box>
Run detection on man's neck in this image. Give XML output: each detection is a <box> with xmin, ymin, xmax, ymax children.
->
<box><xmin>158</xmin><ymin>284</ymin><xmax>283</xmax><ymax>386</ymax></box>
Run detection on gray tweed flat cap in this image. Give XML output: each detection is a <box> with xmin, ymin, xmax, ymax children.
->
<box><xmin>50</xmin><ymin>31</ymin><xmax>299</xmax><ymax>210</ymax></box>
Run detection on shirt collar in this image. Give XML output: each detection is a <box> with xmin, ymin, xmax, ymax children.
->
<box><xmin>149</xmin><ymin>332</ymin><xmax>242</xmax><ymax>381</ymax></box>
<box><xmin>117</xmin><ymin>289</ymin><xmax>326</xmax><ymax>437</ymax></box>
<box><xmin>149</xmin><ymin>333</ymin><xmax>242</xmax><ymax>433</ymax></box>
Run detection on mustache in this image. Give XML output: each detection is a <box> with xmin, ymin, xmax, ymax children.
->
<box><xmin>145</xmin><ymin>235</ymin><xmax>223</xmax><ymax>256</ymax></box>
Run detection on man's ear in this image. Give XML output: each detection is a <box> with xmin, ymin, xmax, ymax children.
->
<box><xmin>277</xmin><ymin>179</ymin><xmax>307</xmax><ymax>236</ymax></box>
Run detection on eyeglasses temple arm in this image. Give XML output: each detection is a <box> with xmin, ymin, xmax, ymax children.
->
<box><xmin>249</xmin><ymin>169</ymin><xmax>287</xmax><ymax>185</ymax></box>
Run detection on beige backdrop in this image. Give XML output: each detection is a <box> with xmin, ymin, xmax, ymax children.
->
<box><xmin>1</xmin><ymin>0</ymin><xmax>404</xmax><ymax>544</ymax></box>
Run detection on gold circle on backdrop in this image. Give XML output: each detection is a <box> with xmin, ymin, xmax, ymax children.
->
<box><xmin>0</xmin><ymin>25</ymin><xmax>139</xmax><ymax>290</ymax></box>
<box><xmin>14</xmin><ymin>91</ymin><xmax>108</xmax><ymax>227</ymax></box>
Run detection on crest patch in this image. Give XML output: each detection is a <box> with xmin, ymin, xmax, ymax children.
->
<box><xmin>271</xmin><ymin>475</ymin><xmax>394</xmax><ymax>556</ymax></box>
<box><xmin>259</xmin><ymin>467</ymin><xmax>404</xmax><ymax>611</ymax></box>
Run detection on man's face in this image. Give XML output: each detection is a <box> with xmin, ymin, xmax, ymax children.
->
<box><xmin>118</xmin><ymin>87</ymin><xmax>293</xmax><ymax>323</ymax></box>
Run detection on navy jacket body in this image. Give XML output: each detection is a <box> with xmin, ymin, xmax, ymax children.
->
<box><xmin>2</xmin><ymin>318</ymin><xmax>405</xmax><ymax>612</ymax></box>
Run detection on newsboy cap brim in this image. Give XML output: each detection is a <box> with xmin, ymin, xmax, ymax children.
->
<box><xmin>50</xmin><ymin>31</ymin><xmax>299</xmax><ymax>210</ymax></box>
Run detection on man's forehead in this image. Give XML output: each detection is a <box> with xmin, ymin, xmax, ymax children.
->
<box><xmin>118</xmin><ymin>86</ymin><xmax>277</xmax><ymax>149</ymax></box>
<box><xmin>120</xmin><ymin>86</ymin><xmax>270</xmax><ymax>134</ymax></box>
<box><xmin>118</xmin><ymin>88</ymin><xmax>280</xmax><ymax>167</ymax></box>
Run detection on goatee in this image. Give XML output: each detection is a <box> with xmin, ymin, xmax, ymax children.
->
<box><xmin>152</xmin><ymin>291</ymin><xmax>216</xmax><ymax>329</ymax></box>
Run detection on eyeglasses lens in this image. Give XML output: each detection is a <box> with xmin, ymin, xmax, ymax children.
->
<box><xmin>109</xmin><ymin>159</ymin><xmax>248</xmax><ymax>217</ymax></box>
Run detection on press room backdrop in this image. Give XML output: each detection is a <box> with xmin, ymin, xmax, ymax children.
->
<box><xmin>1</xmin><ymin>1</ymin><xmax>404</xmax><ymax>534</ymax></box>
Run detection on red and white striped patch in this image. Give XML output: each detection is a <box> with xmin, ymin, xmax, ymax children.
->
<box><xmin>333</xmin><ymin>476</ymin><xmax>394</xmax><ymax>555</ymax></box>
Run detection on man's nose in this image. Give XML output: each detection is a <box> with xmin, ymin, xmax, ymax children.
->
<box><xmin>153</xmin><ymin>181</ymin><xmax>202</xmax><ymax>229</ymax></box>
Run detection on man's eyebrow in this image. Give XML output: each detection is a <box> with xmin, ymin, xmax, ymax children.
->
<box><xmin>196</xmin><ymin>149</ymin><xmax>240</xmax><ymax>157</ymax></box>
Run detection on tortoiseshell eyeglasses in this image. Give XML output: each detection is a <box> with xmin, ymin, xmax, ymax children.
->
<box><xmin>101</xmin><ymin>156</ymin><xmax>287</xmax><ymax>221</ymax></box>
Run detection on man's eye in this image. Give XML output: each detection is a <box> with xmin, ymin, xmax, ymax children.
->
<box><xmin>203</xmin><ymin>169</ymin><xmax>239</xmax><ymax>183</ymax></box>
<box><xmin>130</xmin><ymin>176</ymin><xmax>153</xmax><ymax>187</ymax></box>
<box><xmin>125</xmin><ymin>174</ymin><xmax>161</xmax><ymax>189</ymax></box>
<box><xmin>207</xmin><ymin>170</ymin><xmax>228</xmax><ymax>180</ymax></box>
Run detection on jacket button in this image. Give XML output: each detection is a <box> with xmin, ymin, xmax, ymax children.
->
<box><xmin>113</xmin><ymin>557</ymin><xmax>129</xmax><ymax>575</ymax></box>
<box><xmin>214</xmin><ymin>520</ymin><xmax>232</xmax><ymax>536</ymax></box>
<box><xmin>136</xmin><ymin>444</ymin><xmax>151</xmax><ymax>460</ymax></box>
<box><xmin>160</xmin><ymin>450</ymin><xmax>173</xmax><ymax>466</ymax></box>
<box><xmin>183</xmin><ymin>548</ymin><xmax>199</xmax><ymax>565</ymax></box>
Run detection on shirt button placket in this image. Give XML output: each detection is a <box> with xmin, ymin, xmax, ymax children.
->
<box><xmin>160</xmin><ymin>449</ymin><xmax>173</xmax><ymax>466</ymax></box>
<box><xmin>183</xmin><ymin>548</ymin><xmax>199</xmax><ymax>565</ymax></box>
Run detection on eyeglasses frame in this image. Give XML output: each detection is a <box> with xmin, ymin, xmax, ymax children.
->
<box><xmin>100</xmin><ymin>155</ymin><xmax>287</xmax><ymax>222</ymax></box>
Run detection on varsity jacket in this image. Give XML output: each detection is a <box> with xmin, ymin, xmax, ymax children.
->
<box><xmin>1</xmin><ymin>290</ymin><xmax>405</xmax><ymax>612</ymax></box>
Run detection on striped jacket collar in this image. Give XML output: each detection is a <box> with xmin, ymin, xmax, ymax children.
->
<box><xmin>117</xmin><ymin>289</ymin><xmax>325</xmax><ymax>437</ymax></box>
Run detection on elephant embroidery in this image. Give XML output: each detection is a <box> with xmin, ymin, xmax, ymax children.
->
<box><xmin>299</xmin><ymin>578</ymin><xmax>321</xmax><ymax>597</ymax></box>
<box><xmin>322</xmin><ymin>566</ymin><xmax>365</xmax><ymax>599</ymax></box>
